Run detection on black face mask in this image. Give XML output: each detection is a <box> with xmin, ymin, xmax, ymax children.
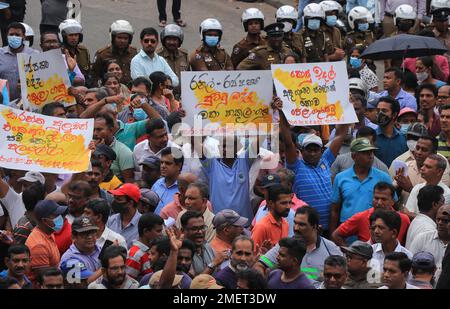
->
<box><xmin>376</xmin><ymin>111</ymin><xmax>391</xmax><ymax>127</ymax></box>
<box><xmin>111</xmin><ymin>201</ymin><xmax>128</xmax><ymax>214</ymax></box>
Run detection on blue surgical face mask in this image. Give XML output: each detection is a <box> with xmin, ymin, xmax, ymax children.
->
<box><xmin>307</xmin><ymin>19</ymin><xmax>321</xmax><ymax>31</ymax></box>
<box><xmin>358</xmin><ymin>23</ymin><xmax>369</xmax><ymax>31</ymax></box>
<box><xmin>326</xmin><ymin>15</ymin><xmax>338</xmax><ymax>27</ymax></box>
<box><xmin>133</xmin><ymin>108</ymin><xmax>148</xmax><ymax>121</ymax></box>
<box><xmin>204</xmin><ymin>35</ymin><xmax>219</xmax><ymax>47</ymax></box>
<box><xmin>350</xmin><ymin>57</ymin><xmax>362</xmax><ymax>69</ymax></box>
<box><xmin>52</xmin><ymin>215</ymin><xmax>64</xmax><ymax>232</ymax></box>
<box><xmin>7</xmin><ymin>36</ymin><xmax>23</xmax><ymax>49</ymax></box>
<box><xmin>400</xmin><ymin>123</ymin><xmax>410</xmax><ymax>135</ymax></box>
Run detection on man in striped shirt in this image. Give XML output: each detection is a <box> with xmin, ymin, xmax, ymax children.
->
<box><xmin>126</xmin><ymin>213</ymin><xmax>164</xmax><ymax>280</ymax></box>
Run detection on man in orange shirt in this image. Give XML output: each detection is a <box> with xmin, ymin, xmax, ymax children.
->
<box><xmin>25</xmin><ymin>200</ymin><xmax>68</xmax><ymax>285</ymax></box>
<box><xmin>210</xmin><ymin>209</ymin><xmax>248</xmax><ymax>254</ymax></box>
<box><xmin>251</xmin><ymin>185</ymin><xmax>292</xmax><ymax>249</ymax></box>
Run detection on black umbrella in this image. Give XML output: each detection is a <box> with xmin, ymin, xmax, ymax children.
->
<box><xmin>361</xmin><ymin>34</ymin><xmax>448</xmax><ymax>60</ymax></box>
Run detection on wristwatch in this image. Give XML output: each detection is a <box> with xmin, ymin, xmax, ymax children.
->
<box><xmin>207</xmin><ymin>262</ymin><xmax>216</xmax><ymax>270</ymax></box>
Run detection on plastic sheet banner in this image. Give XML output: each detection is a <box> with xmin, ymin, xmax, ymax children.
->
<box><xmin>272</xmin><ymin>61</ymin><xmax>358</xmax><ymax>126</ymax></box>
<box><xmin>0</xmin><ymin>79</ymin><xmax>9</xmax><ymax>105</ymax></box>
<box><xmin>0</xmin><ymin>105</ymin><xmax>93</xmax><ymax>173</ymax></box>
<box><xmin>181</xmin><ymin>70</ymin><xmax>273</xmax><ymax>136</ymax></box>
<box><xmin>17</xmin><ymin>49</ymin><xmax>76</xmax><ymax>112</ymax></box>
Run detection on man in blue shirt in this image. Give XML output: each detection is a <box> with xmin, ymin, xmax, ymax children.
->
<box><xmin>0</xmin><ymin>244</ymin><xmax>32</xmax><ymax>289</ymax></box>
<box><xmin>330</xmin><ymin>138</ymin><xmax>393</xmax><ymax>234</ymax></box>
<box><xmin>378</xmin><ymin>68</ymin><xmax>417</xmax><ymax>111</ymax></box>
<box><xmin>374</xmin><ymin>96</ymin><xmax>408</xmax><ymax>167</ymax></box>
<box><xmin>130</xmin><ymin>27</ymin><xmax>179</xmax><ymax>86</ymax></box>
<box><xmin>151</xmin><ymin>147</ymin><xmax>183</xmax><ymax>215</ymax></box>
<box><xmin>276</xmin><ymin>98</ymin><xmax>349</xmax><ymax>234</ymax></box>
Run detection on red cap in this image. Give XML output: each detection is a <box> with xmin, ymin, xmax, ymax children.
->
<box><xmin>398</xmin><ymin>107</ymin><xmax>417</xmax><ymax>118</ymax></box>
<box><xmin>108</xmin><ymin>183</ymin><xmax>141</xmax><ymax>203</ymax></box>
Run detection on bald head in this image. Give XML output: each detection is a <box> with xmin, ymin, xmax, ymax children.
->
<box><xmin>45</xmin><ymin>191</ymin><xmax>68</xmax><ymax>205</ymax></box>
<box><xmin>438</xmin><ymin>85</ymin><xmax>450</xmax><ymax>106</ymax></box>
<box><xmin>178</xmin><ymin>173</ymin><xmax>198</xmax><ymax>187</ymax></box>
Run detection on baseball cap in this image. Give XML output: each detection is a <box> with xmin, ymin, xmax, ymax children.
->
<box><xmin>139</xmin><ymin>155</ymin><xmax>160</xmax><ymax>169</ymax></box>
<box><xmin>149</xmin><ymin>270</ymin><xmax>183</xmax><ymax>287</ymax></box>
<box><xmin>93</xmin><ymin>144</ymin><xmax>116</xmax><ymax>160</ymax></box>
<box><xmin>140</xmin><ymin>188</ymin><xmax>160</xmax><ymax>208</ymax></box>
<box><xmin>350</xmin><ymin>138</ymin><xmax>378</xmax><ymax>152</ymax></box>
<box><xmin>60</xmin><ymin>259</ymin><xmax>94</xmax><ymax>280</ymax></box>
<box><xmin>213</xmin><ymin>209</ymin><xmax>248</xmax><ymax>229</ymax></box>
<box><xmin>407</xmin><ymin>122</ymin><xmax>428</xmax><ymax>137</ymax></box>
<box><xmin>71</xmin><ymin>216</ymin><xmax>99</xmax><ymax>233</ymax></box>
<box><xmin>301</xmin><ymin>134</ymin><xmax>323</xmax><ymax>148</ymax></box>
<box><xmin>190</xmin><ymin>274</ymin><xmax>224</xmax><ymax>289</ymax></box>
<box><xmin>398</xmin><ymin>107</ymin><xmax>418</xmax><ymax>118</ymax></box>
<box><xmin>261</xmin><ymin>174</ymin><xmax>282</xmax><ymax>188</ymax></box>
<box><xmin>412</xmin><ymin>251</ymin><xmax>436</xmax><ymax>269</ymax></box>
<box><xmin>18</xmin><ymin>171</ymin><xmax>45</xmax><ymax>185</ymax></box>
<box><xmin>341</xmin><ymin>240</ymin><xmax>373</xmax><ymax>260</ymax></box>
<box><xmin>34</xmin><ymin>200</ymin><xmax>68</xmax><ymax>221</ymax></box>
<box><xmin>108</xmin><ymin>183</ymin><xmax>141</xmax><ymax>203</ymax></box>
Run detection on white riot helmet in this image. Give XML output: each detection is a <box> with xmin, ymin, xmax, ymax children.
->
<box><xmin>199</xmin><ymin>18</ymin><xmax>223</xmax><ymax>41</ymax></box>
<box><xmin>394</xmin><ymin>4</ymin><xmax>417</xmax><ymax>25</ymax></box>
<box><xmin>431</xmin><ymin>0</ymin><xmax>450</xmax><ymax>12</ymax></box>
<box><xmin>320</xmin><ymin>1</ymin><xmax>343</xmax><ymax>14</ymax></box>
<box><xmin>59</xmin><ymin>19</ymin><xmax>83</xmax><ymax>43</ymax></box>
<box><xmin>241</xmin><ymin>8</ymin><xmax>265</xmax><ymax>32</ymax></box>
<box><xmin>348</xmin><ymin>6</ymin><xmax>370</xmax><ymax>30</ymax></box>
<box><xmin>276</xmin><ymin>5</ymin><xmax>299</xmax><ymax>29</ymax></box>
<box><xmin>303</xmin><ymin>3</ymin><xmax>326</xmax><ymax>26</ymax></box>
<box><xmin>160</xmin><ymin>24</ymin><xmax>184</xmax><ymax>45</ymax></box>
<box><xmin>110</xmin><ymin>20</ymin><xmax>134</xmax><ymax>44</ymax></box>
<box><xmin>20</xmin><ymin>22</ymin><xmax>34</xmax><ymax>47</ymax></box>
<box><xmin>349</xmin><ymin>77</ymin><xmax>369</xmax><ymax>100</ymax></box>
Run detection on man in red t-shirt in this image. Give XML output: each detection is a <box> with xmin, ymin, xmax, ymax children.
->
<box><xmin>331</xmin><ymin>182</ymin><xmax>410</xmax><ymax>246</ymax></box>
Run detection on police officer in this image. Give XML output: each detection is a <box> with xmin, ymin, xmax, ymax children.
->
<box><xmin>299</xmin><ymin>3</ymin><xmax>334</xmax><ymax>63</ymax></box>
<box><xmin>320</xmin><ymin>0</ymin><xmax>345</xmax><ymax>61</ymax></box>
<box><xmin>231</xmin><ymin>8</ymin><xmax>266</xmax><ymax>68</ymax></box>
<box><xmin>431</xmin><ymin>0</ymin><xmax>450</xmax><ymax>50</ymax></box>
<box><xmin>237</xmin><ymin>22</ymin><xmax>293</xmax><ymax>70</ymax></box>
<box><xmin>20</xmin><ymin>22</ymin><xmax>34</xmax><ymax>47</ymax></box>
<box><xmin>344</xmin><ymin>6</ymin><xmax>374</xmax><ymax>55</ymax></box>
<box><xmin>157</xmin><ymin>24</ymin><xmax>189</xmax><ymax>99</ymax></box>
<box><xmin>393</xmin><ymin>5</ymin><xmax>417</xmax><ymax>35</ymax></box>
<box><xmin>59</xmin><ymin>19</ymin><xmax>91</xmax><ymax>84</ymax></box>
<box><xmin>92</xmin><ymin>20</ymin><xmax>137</xmax><ymax>87</ymax></box>
<box><xmin>189</xmin><ymin>18</ymin><xmax>233</xmax><ymax>71</ymax></box>
<box><xmin>275</xmin><ymin>5</ymin><xmax>305</xmax><ymax>62</ymax></box>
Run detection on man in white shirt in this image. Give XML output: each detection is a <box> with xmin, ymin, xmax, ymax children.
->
<box><xmin>130</xmin><ymin>27</ymin><xmax>178</xmax><ymax>86</ymax></box>
<box><xmin>378</xmin><ymin>252</ymin><xmax>419</xmax><ymax>289</ymax></box>
<box><xmin>405</xmin><ymin>154</ymin><xmax>450</xmax><ymax>215</ymax></box>
<box><xmin>408</xmin><ymin>204</ymin><xmax>450</xmax><ymax>282</ymax></box>
<box><xmin>405</xmin><ymin>185</ymin><xmax>444</xmax><ymax>249</ymax></box>
<box><xmin>83</xmin><ymin>198</ymin><xmax>127</xmax><ymax>250</ymax></box>
<box><xmin>370</xmin><ymin>209</ymin><xmax>412</xmax><ymax>282</ymax></box>
<box><xmin>0</xmin><ymin>171</ymin><xmax>45</xmax><ymax>227</ymax></box>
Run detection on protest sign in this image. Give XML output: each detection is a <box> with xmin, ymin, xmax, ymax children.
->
<box><xmin>181</xmin><ymin>70</ymin><xmax>273</xmax><ymax>136</ymax></box>
<box><xmin>272</xmin><ymin>61</ymin><xmax>358</xmax><ymax>126</ymax></box>
<box><xmin>0</xmin><ymin>105</ymin><xmax>93</xmax><ymax>174</ymax></box>
<box><xmin>17</xmin><ymin>49</ymin><xmax>76</xmax><ymax>112</ymax></box>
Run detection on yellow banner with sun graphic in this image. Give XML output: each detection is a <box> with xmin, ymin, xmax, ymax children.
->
<box><xmin>0</xmin><ymin>105</ymin><xmax>93</xmax><ymax>174</ymax></box>
<box><xmin>181</xmin><ymin>70</ymin><xmax>273</xmax><ymax>136</ymax></box>
<box><xmin>272</xmin><ymin>61</ymin><xmax>358</xmax><ymax>126</ymax></box>
<box><xmin>17</xmin><ymin>49</ymin><xmax>76</xmax><ymax>112</ymax></box>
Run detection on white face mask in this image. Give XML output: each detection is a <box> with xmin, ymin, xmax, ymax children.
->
<box><xmin>416</xmin><ymin>71</ymin><xmax>428</xmax><ymax>84</ymax></box>
<box><xmin>407</xmin><ymin>140</ymin><xmax>417</xmax><ymax>152</ymax></box>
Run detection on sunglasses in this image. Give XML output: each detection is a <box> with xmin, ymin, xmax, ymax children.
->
<box><xmin>143</xmin><ymin>38</ymin><xmax>157</xmax><ymax>44</ymax></box>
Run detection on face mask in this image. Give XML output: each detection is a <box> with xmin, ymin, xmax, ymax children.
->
<box><xmin>112</xmin><ymin>201</ymin><xmax>128</xmax><ymax>214</ymax></box>
<box><xmin>326</xmin><ymin>15</ymin><xmax>338</xmax><ymax>27</ymax></box>
<box><xmin>24</xmin><ymin>40</ymin><xmax>30</xmax><ymax>47</ymax></box>
<box><xmin>133</xmin><ymin>108</ymin><xmax>147</xmax><ymax>121</ymax></box>
<box><xmin>376</xmin><ymin>111</ymin><xmax>391</xmax><ymax>127</ymax></box>
<box><xmin>7</xmin><ymin>36</ymin><xmax>23</xmax><ymax>49</ymax></box>
<box><xmin>66</xmin><ymin>113</ymin><xmax>78</xmax><ymax>118</ymax></box>
<box><xmin>349</xmin><ymin>57</ymin><xmax>362</xmax><ymax>69</ymax></box>
<box><xmin>282</xmin><ymin>22</ymin><xmax>293</xmax><ymax>33</ymax></box>
<box><xmin>416</xmin><ymin>72</ymin><xmax>428</xmax><ymax>84</ymax></box>
<box><xmin>357</xmin><ymin>23</ymin><xmax>369</xmax><ymax>31</ymax></box>
<box><xmin>407</xmin><ymin>140</ymin><xmax>417</xmax><ymax>152</ymax></box>
<box><xmin>52</xmin><ymin>215</ymin><xmax>64</xmax><ymax>232</ymax></box>
<box><xmin>307</xmin><ymin>19</ymin><xmax>321</xmax><ymax>31</ymax></box>
<box><xmin>400</xmin><ymin>124</ymin><xmax>410</xmax><ymax>135</ymax></box>
<box><xmin>204</xmin><ymin>35</ymin><xmax>219</xmax><ymax>47</ymax></box>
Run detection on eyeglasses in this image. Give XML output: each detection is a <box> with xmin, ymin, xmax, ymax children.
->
<box><xmin>143</xmin><ymin>38</ymin><xmax>157</xmax><ymax>44</ymax></box>
<box><xmin>187</xmin><ymin>225</ymin><xmax>207</xmax><ymax>232</ymax></box>
<box><xmin>324</xmin><ymin>273</ymin><xmax>344</xmax><ymax>279</ymax></box>
<box><xmin>438</xmin><ymin>95</ymin><xmax>450</xmax><ymax>99</ymax></box>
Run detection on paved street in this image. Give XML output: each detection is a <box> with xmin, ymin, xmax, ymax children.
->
<box><xmin>24</xmin><ymin>0</ymin><xmax>277</xmax><ymax>55</ymax></box>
